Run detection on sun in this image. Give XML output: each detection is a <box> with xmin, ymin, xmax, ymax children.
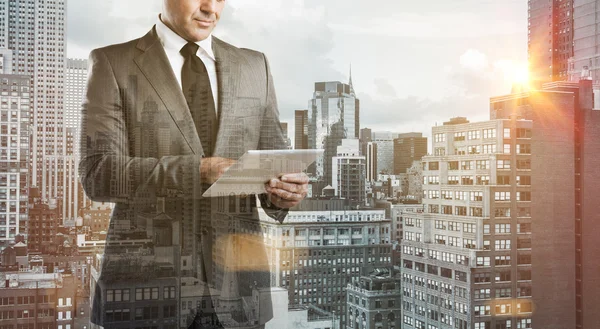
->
<box><xmin>495</xmin><ymin>60</ymin><xmax>531</xmax><ymax>92</ymax></box>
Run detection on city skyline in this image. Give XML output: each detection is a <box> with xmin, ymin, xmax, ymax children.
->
<box><xmin>66</xmin><ymin>0</ymin><xmax>529</xmax><ymax>144</ymax></box>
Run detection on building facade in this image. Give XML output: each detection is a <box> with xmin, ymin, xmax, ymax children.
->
<box><xmin>0</xmin><ymin>74</ymin><xmax>30</xmax><ymax>249</ymax></box>
<box><xmin>402</xmin><ymin>118</ymin><xmax>534</xmax><ymax>329</ymax></box>
<box><xmin>308</xmin><ymin>81</ymin><xmax>359</xmax><ymax>186</ymax></box>
<box><xmin>373</xmin><ymin>132</ymin><xmax>397</xmax><ymax>175</ymax></box>
<box><xmin>0</xmin><ymin>0</ymin><xmax>71</xmax><ymax>227</ymax></box>
<box><xmin>0</xmin><ymin>271</ymin><xmax>77</xmax><ymax>329</ymax></box>
<box><xmin>490</xmin><ymin>79</ymin><xmax>600</xmax><ymax>329</ymax></box>
<box><xmin>332</xmin><ymin>139</ymin><xmax>366</xmax><ymax>205</ymax></box>
<box><xmin>346</xmin><ymin>271</ymin><xmax>402</xmax><ymax>329</ymax></box>
<box><xmin>295</xmin><ymin>110</ymin><xmax>309</xmax><ymax>150</ymax></box>
<box><xmin>528</xmin><ymin>0</ymin><xmax>573</xmax><ymax>82</ymax></box>
<box><xmin>393</xmin><ymin>133</ymin><xmax>427</xmax><ymax>175</ymax></box>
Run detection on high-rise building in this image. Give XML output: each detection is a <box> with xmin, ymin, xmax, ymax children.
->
<box><xmin>331</xmin><ymin>139</ymin><xmax>366</xmax><ymax>205</ymax></box>
<box><xmin>0</xmin><ymin>0</ymin><xmax>68</xmax><ymax>222</ymax></box>
<box><xmin>0</xmin><ymin>74</ymin><xmax>30</xmax><ymax>250</ymax></box>
<box><xmin>393</xmin><ymin>132</ymin><xmax>428</xmax><ymax>174</ymax></box>
<box><xmin>259</xmin><ymin>204</ymin><xmax>392</xmax><ymax>328</ymax></box>
<box><xmin>65</xmin><ymin>58</ymin><xmax>91</xmax><ymax>225</ymax></box>
<box><xmin>308</xmin><ymin>79</ymin><xmax>359</xmax><ymax>186</ymax></box>
<box><xmin>295</xmin><ymin>109</ymin><xmax>309</xmax><ymax>150</ymax></box>
<box><xmin>372</xmin><ymin>132</ymin><xmax>397</xmax><ymax>175</ymax></box>
<box><xmin>402</xmin><ymin>118</ymin><xmax>534</xmax><ymax>329</ymax></box>
<box><xmin>528</xmin><ymin>0</ymin><xmax>573</xmax><ymax>82</ymax></box>
<box><xmin>490</xmin><ymin>79</ymin><xmax>600</xmax><ymax>329</ymax></box>
<box><xmin>570</xmin><ymin>1</ymin><xmax>600</xmax><ymax>84</ymax></box>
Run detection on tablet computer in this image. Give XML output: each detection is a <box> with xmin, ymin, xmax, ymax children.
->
<box><xmin>202</xmin><ymin>149</ymin><xmax>323</xmax><ymax>197</ymax></box>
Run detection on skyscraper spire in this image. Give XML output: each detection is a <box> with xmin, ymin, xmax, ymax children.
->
<box><xmin>349</xmin><ymin>63</ymin><xmax>355</xmax><ymax>96</ymax></box>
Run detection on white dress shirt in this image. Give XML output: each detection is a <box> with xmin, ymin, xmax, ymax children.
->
<box><xmin>155</xmin><ymin>16</ymin><xmax>219</xmax><ymax>113</ymax></box>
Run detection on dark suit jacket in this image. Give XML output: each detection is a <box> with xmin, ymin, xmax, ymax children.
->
<box><xmin>79</xmin><ymin>26</ymin><xmax>288</xmax><ymax>328</ymax></box>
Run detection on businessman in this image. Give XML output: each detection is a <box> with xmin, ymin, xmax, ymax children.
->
<box><xmin>79</xmin><ymin>0</ymin><xmax>308</xmax><ymax>328</ymax></box>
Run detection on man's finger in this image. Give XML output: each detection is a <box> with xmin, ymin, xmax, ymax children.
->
<box><xmin>268</xmin><ymin>179</ymin><xmax>305</xmax><ymax>194</ymax></box>
<box><xmin>280</xmin><ymin>173</ymin><xmax>309</xmax><ymax>184</ymax></box>
<box><xmin>268</xmin><ymin>194</ymin><xmax>299</xmax><ymax>209</ymax></box>
<box><xmin>266</xmin><ymin>188</ymin><xmax>303</xmax><ymax>201</ymax></box>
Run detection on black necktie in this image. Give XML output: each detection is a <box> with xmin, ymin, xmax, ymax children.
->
<box><xmin>180</xmin><ymin>42</ymin><xmax>217</xmax><ymax>157</ymax></box>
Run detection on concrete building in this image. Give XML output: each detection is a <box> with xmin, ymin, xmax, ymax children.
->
<box><xmin>331</xmin><ymin>139</ymin><xmax>366</xmax><ymax>205</ymax></box>
<box><xmin>402</xmin><ymin>118</ymin><xmax>534</xmax><ymax>329</ymax></box>
<box><xmin>81</xmin><ymin>201</ymin><xmax>112</xmax><ymax>234</ymax></box>
<box><xmin>346</xmin><ymin>269</ymin><xmax>401</xmax><ymax>329</ymax></box>
<box><xmin>295</xmin><ymin>110</ymin><xmax>309</xmax><ymax>150</ymax></box>
<box><xmin>0</xmin><ymin>74</ymin><xmax>31</xmax><ymax>250</ymax></box>
<box><xmin>490</xmin><ymin>79</ymin><xmax>600</xmax><ymax>329</ymax></box>
<box><xmin>258</xmin><ymin>205</ymin><xmax>392</xmax><ymax>328</ymax></box>
<box><xmin>391</xmin><ymin>204</ymin><xmax>423</xmax><ymax>244</ymax></box>
<box><xmin>528</xmin><ymin>0</ymin><xmax>573</xmax><ymax>82</ymax></box>
<box><xmin>393</xmin><ymin>133</ymin><xmax>428</xmax><ymax>175</ymax></box>
<box><xmin>308</xmin><ymin>79</ymin><xmax>359</xmax><ymax>186</ymax></box>
<box><xmin>27</xmin><ymin>187</ymin><xmax>60</xmax><ymax>253</ymax></box>
<box><xmin>0</xmin><ymin>271</ymin><xmax>78</xmax><ymax>329</ymax></box>
<box><xmin>0</xmin><ymin>0</ymin><xmax>69</xmax><ymax>221</ymax></box>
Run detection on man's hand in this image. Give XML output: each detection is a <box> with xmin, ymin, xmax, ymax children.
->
<box><xmin>200</xmin><ymin>157</ymin><xmax>236</xmax><ymax>184</ymax></box>
<box><xmin>265</xmin><ymin>173</ymin><xmax>309</xmax><ymax>209</ymax></box>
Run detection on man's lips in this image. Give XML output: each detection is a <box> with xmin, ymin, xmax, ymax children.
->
<box><xmin>194</xmin><ymin>19</ymin><xmax>214</xmax><ymax>27</ymax></box>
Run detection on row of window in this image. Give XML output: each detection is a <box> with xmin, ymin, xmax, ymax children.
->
<box><xmin>106</xmin><ymin>287</ymin><xmax>176</xmax><ymax>302</ymax></box>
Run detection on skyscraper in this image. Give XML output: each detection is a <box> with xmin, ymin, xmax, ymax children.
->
<box><xmin>294</xmin><ymin>109</ymin><xmax>309</xmax><ymax>149</ymax></box>
<box><xmin>308</xmin><ymin>80</ymin><xmax>359</xmax><ymax>186</ymax></box>
<box><xmin>0</xmin><ymin>0</ymin><xmax>68</xmax><ymax>221</ymax></box>
<box><xmin>393</xmin><ymin>132</ymin><xmax>428</xmax><ymax>174</ymax></box>
<box><xmin>491</xmin><ymin>79</ymin><xmax>600</xmax><ymax>329</ymax></box>
<box><xmin>528</xmin><ymin>0</ymin><xmax>573</xmax><ymax>82</ymax></box>
<box><xmin>0</xmin><ymin>74</ymin><xmax>30</xmax><ymax>249</ymax></box>
<box><xmin>569</xmin><ymin>0</ymin><xmax>600</xmax><ymax>88</ymax></box>
<box><xmin>65</xmin><ymin>58</ymin><xmax>91</xmax><ymax>224</ymax></box>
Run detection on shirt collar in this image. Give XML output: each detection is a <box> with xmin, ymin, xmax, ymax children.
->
<box><xmin>156</xmin><ymin>14</ymin><xmax>216</xmax><ymax>61</ymax></box>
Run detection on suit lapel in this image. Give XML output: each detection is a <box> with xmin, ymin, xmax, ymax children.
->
<box><xmin>212</xmin><ymin>36</ymin><xmax>241</xmax><ymax>157</ymax></box>
<box><xmin>134</xmin><ymin>27</ymin><xmax>204</xmax><ymax>156</ymax></box>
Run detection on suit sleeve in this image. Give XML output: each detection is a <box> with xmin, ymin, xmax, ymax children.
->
<box><xmin>78</xmin><ymin>48</ymin><xmax>203</xmax><ymax>203</ymax></box>
<box><xmin>257</xmin><ymin>53</ymin><xmax>290</xmax><ymax>224</ymax></box>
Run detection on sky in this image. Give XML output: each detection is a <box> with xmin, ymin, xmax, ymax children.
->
<box><xmin>67</xmin><ymin>0</ymin><xmax>528</xmax><ymax>146</ymax></box>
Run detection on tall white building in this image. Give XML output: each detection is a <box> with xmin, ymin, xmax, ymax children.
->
<box><xmin>0</xmin><ymin>0</ymin><xmax>70</xmax><ymax>223</ymax></box>
<box><xmin>401</xmin><ymin>118</ymin><xmax>534</xmax><ymax>329</ymax></box>
<box><xmin>331</xmin><ymin>139</ymin><xmax>366</xmax><ymax>205</ymax></box>
<box><xmin>64</xmin><ymin>58</ymin><xmax>91</xmax><ymax>223</ymax></box>
<box><xmin>0</xmin><ymin>74</ymin><xmax>30</xmax><ymax>249</ymax></box>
